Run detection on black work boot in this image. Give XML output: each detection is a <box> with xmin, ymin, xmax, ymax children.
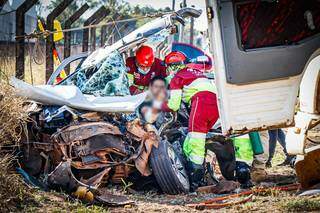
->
<box><xmin>186</xmin><ymin>161</ymin><xmax>205</xmax><ymax>192</ymax></box>
<box><xmin>277</xmin><ymin>156</ymin><xmax>295</xmax><ymax>166</ymax></box>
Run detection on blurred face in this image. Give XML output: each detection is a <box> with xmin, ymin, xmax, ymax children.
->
<box><xmin>150</xmin><ymin>79</ymin><xmax>166</xmax><ymax>99</ymax></box>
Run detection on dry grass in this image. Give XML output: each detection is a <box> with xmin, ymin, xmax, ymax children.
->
<box><xmin>0</xmin><ymin>155</ymin><xmax>40</xmax><ymax>212</ymax></box>
<box><xmin>0</xmin><ymin>77</ymin><xmax>29</xmax><ymax>146</ymax></box>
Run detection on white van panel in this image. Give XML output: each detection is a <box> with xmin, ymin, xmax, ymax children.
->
<box><xmin>207</xmin><ymin>0</ymin><xmax>300</xmax><ymax>134</ymax></box>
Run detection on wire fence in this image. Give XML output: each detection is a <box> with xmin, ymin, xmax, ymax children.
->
<box><xmin>0</xmin><ymin>13</ymin><xmax>150</xmax><ymax>84</ymax></box>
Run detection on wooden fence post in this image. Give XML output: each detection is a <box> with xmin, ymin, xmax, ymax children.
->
<box><xmin>45</xmin><ymin>0</ymin><xmax>73</xmax><ymax>82</ymax></box>
<box><xmin>82</xmin><ymin>6</ymin><xmax>110</xmax><ymax>52</ymax></box>
<box><xmin>15</xmin><ymin>0</ymin><xmax>38</xmax><ymax>79</ymax></box>
<box><xmin>64</xmin><ymin>3</ymin><xmax>89</xmax><ymax>74</ymax></box>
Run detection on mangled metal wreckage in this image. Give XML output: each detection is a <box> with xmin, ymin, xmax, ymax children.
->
<box><xmin>12</xmin><ymin>8</ymin><xmax>220</xmax><ymax>198</ymax></box>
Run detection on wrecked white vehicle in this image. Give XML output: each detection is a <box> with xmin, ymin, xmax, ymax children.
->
<box><xmin>13</xmin><ymin>8</ymin><xmax>236</xmax><ymax>198</ymax></box>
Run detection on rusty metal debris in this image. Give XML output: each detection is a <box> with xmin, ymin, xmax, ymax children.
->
<box><xmin>295</xmin><ymin>145</ymin><xmax>320</xmax><ymax>189</ymax></box>
<box><xmin>21</xmin><ymin>105</ymin><xmax>161</xmax><ymax>203</ymax></box>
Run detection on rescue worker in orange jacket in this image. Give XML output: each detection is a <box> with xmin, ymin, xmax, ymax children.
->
<box><xmin>126</xmin><ymin>45</ymin><xmax>167</xmax><ymax>95</ymax></box>
<box><xmin>154</xmin><ymin>51</ymin><xmax>219</xmax><ymax>191</ymax></box>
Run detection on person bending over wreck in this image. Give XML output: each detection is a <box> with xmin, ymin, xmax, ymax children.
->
<box><xmin>126</xmin><ymin>45</ymin><xmax>167</xmax><ymax>95</ymax></box>
<box><xmin>153</xmin><ymin>51</ymin><xmax>219</xmax><ymax>191</ymax></box>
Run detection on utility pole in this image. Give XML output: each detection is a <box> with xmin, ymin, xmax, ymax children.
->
<box><xmin>172</xmin><ymin>0</ymin><xmax>175</xmax><ymax>11</ymax></box>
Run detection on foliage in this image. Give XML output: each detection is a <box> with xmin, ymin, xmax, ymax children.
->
<box><xmin>42</xmin><ymin>0</ymin><xmax>172</xmax><ymax>27</ymax></box>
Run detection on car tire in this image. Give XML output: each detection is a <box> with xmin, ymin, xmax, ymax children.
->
<box><xmin>150</xmin><ymin>140</ymin><xmax>190</xmax><ymax>194</ymax></box>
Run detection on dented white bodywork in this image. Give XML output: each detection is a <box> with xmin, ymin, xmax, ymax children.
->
<box><xmin>11</xmin><ymin>77</ymin><xmax>148</xmax><ymax>113</ymax></box>
<box><xmin>207</xmin><ymin>0</ymin><xmax>300</xmax><ymax>135</ymax></box>
<box><xmin>286</xmin><ymin>54</ymin><xmax>320</xmax><ymax>155</ymax></box>
<box><xmin>207</xmin><ymin>0</ymin><xmax>320</xmax><ymax>156</ymax></box>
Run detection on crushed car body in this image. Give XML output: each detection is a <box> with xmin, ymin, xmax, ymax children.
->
<box><xmin>14</xmin><ymin>8</ymin><xmax>211</xmax><ymax>199</ymax></box>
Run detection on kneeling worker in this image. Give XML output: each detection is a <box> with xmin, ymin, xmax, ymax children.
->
<box><xmin>126</xmin><ymin>45</ymin><xmax>167</xmax><ymax>95</ymax></box>
<box><xmin>153</xmin><ymin>51</ymin><xmax>219</xmax><ymax>191</ymax></box>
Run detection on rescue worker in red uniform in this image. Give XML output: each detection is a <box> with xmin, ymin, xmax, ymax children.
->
<box><xmin>154</xmin><ymin>51</ymin><xmax>219</xmax><ymax>191</ymax></box>
<box><xmin>126</xmin><ymin>45</ymin><xmax>167</xmax><ymax>95</ymax></box>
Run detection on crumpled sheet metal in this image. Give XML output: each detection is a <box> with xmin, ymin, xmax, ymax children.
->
<box><xmin>295</xmin><ymin>145</ymin><xmax>320</xmax><ymax>189</ymax></box>
<box><xmin>53</xmin><ymin>122</ymin><xmax>130</xmax><ymax>162</ymax></box>
<box><xmin>48</xmin><ymin>160</ymin><xmax>110</xmax><ymax>191</ymax></box>
<box><xmin>126</xmin><ymin>119</ymin><xmax>159</xmax><ymax>176</ymax></box>
<box><xmin>53</xmin><ymin>122</ymin><xmax>122</xmax><ymax>144</ymax></box>
<box><xmin>10</xmin><ymin>77</ymin><xmax>148</xmax><ymax>113</ymax></box>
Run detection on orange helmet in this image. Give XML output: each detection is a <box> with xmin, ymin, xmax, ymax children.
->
<box><xmin>136</xmin><ymin>45</ymin><xmax>154</xmax><ymax>67</ymax></box>
<box><xmin>164</xmin><ymin>51</ymin><xmax>187</xmax><ymax>65</ymax></box>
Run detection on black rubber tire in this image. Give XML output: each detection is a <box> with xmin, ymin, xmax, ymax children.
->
<box><xmin>150</xmin><ymin>140</ymin><xmax>190</xmax><ymax>194</ymax></box>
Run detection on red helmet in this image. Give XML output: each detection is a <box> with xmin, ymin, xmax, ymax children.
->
<box><xmin>165</xmin><ymin>51</ymin><xmax>187</xmax><ymax>65</ymax></box>
<box><xmin>136</xmin><ymin>45</ymin><xmax>154</xmax><ymax>67</ymax></box>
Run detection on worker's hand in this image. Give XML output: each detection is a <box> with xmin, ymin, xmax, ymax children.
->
<box><xmin>152</xmin><ymin>100</ymin><xmax>163</xmax><ymax>110</ymax></box>
<box><xmin>142</xmin><ymin>106</ymin><xmax>159</xmax><ymax>124</ymax></box>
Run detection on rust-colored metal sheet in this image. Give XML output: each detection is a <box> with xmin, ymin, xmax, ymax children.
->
<box><xmin>295</xmin><ymin>145</ymin><xmax>320</xmax><ymax>189</ymax></box>
<box><xmin>53</xmin><ymin>122</ymin><xmax>122</xmax><ymax>144</ymax></box>
<box><xmin>126</xmin><ymin>120</ymin><xmax>160</xmax><ymax>176</ymax></box>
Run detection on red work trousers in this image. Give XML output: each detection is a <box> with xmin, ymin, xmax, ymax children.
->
<box><xmin>189</xmin><ymin>91</ymin><xmax>219</xmax><ymax>134</ymax></box>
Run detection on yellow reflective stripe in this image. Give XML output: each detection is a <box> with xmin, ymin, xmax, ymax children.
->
<box><xmin>182</xmin><ymin>78</ymin><xmax>217</xmax><ymax>103</ymax></box>
<box><xmin>135</xmin><ymin>85</ymin><xmax>146</xmax><ymax>90</ymax></box>
<box><xmin>167</xmin><ymin>89</ymin><xmax>182</xmax><ymax>111</ymax></box>
<box><xmin>127</xmin><ymin>73</ymin><xmax>134</xmax><ymax>86</ymax></box>
<box><xmin>189</xmin><ymin>154</ymin><xmax>205</xmax><ymax>165</ymax></box>
<box><xmin>187</xmin><ymin>132</ymin><xmax>206</xmax><ymax>139</ymax></box>
<box><xmin>183</xmin><ymin>133</ymin><xmax>206</xmax><ymax>165</ymax></box>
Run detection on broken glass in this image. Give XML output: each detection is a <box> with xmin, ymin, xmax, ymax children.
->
<box><xmin>61</xmin><ymin>50</ymin><xmax>130</xmax><ymax>96</ymax></box>
<box><xmin>61</xmin><ymin>28</ymin><xmax>171</xmax><ymax>97</ymax></box>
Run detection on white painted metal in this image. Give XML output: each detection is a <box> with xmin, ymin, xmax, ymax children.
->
<box><xmin>299</xmin><ymin>54</ymin><xmax>320</xmax><ymax>114</ymax></box>
<box><xmin>286</xmin><ymin>54</ymin><xmax>320</xmax><ymax>154</ymax></box>
<box><xmin>207</xmin><ymin>0</ymin><xmax>301</xmax><ymax>134</ymax></box>
<box><xmin>10</xmin><ymin>77</ymin><xmax>148</xmax><ymax>113</ymax></box>
<box><xmin>286</xmin><ymin>112</ymin><xmax>320</xmax><ymax>155</ymax></box>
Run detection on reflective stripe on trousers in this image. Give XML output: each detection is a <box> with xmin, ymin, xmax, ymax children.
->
<box><xmin>183</xmin><ymin>132</ymin><xmax>206</xmax><ymax>165</ymax></box>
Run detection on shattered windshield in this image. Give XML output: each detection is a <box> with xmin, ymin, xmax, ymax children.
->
<box><xmin>60</xmin><ymin>28</ymin><xmax>171</xmax><ymax>97</ymax></box>
<box><xmin>61</xmin><ymin>50</ymin><xmax>130</xmax><ymax>96</ymax></box>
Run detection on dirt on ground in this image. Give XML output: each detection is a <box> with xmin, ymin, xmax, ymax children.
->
<box><xmin>8</xmin><ymin>145</ymin><xmax>318</xmax><ymax>213</ymax></box>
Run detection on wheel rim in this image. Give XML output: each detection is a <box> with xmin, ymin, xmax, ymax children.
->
<box><xmin>167</xmin><ymin>145</ymin><xmax>190</xmax><ymax>190</ymax></box>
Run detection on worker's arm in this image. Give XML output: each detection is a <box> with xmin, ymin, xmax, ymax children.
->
<box><xmin>161</xmin><ymin>76</ymin><xmax>183</xmax><ymax>112</ymax></box>
<box><xmin>159</xmin><ymin>62</ymin><xmax>168</xmax><ymax>78</ymax></box>
<box><xmin>126</xmin><ymin>57</ymin><xmax>138</xmax><ymax>95</ymax></box>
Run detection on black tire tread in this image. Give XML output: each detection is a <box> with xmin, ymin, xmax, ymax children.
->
<box><xmin>150</xmin><ymin>140</ymin><xmax>189</xmax><ymax>194</ymax></box>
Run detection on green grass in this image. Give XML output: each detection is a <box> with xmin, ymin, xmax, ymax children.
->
<box><xmin>282</xmin><ymin>197</ymin><xmax>320</xmax><ymax>212</ymax></box>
